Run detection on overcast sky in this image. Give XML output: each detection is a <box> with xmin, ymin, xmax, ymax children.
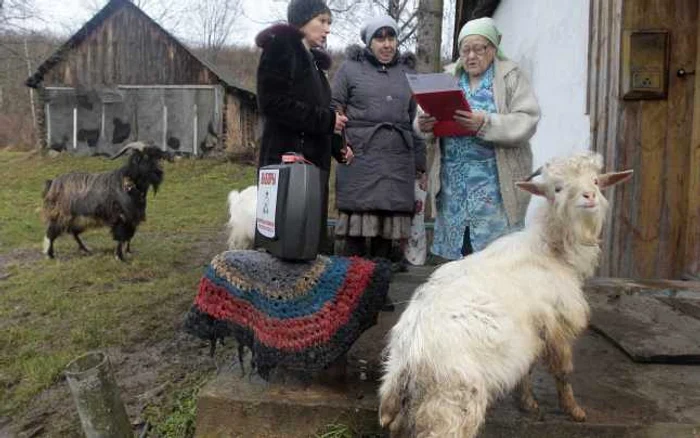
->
<box><xmin>29</xmin><ymin>0</ymin><xmax>287</xmax><ymax>47</ymax></box>
<box><xmin>27</xmin><ymin>0</ymin><xmax>455</xmax><ymax>54</ymax></box>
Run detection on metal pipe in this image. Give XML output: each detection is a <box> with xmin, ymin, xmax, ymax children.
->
<box><xmin>65</xmin><ymin>351</ymin><xmax>132</xmax><ymax>438</ymax></box>
<box><xmin>73</xmin><ymin>107</ymin><xmax>78</xmax><ymax>149</ymax></box>
<box><xmin>193</xmin><ymin>104</ymin><xmax>198</xmax><ymax>156</ymax></box>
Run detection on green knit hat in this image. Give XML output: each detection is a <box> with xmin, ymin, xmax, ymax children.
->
<box><xmin>457</xmin><ymin>17</ymin><xmax>507</xmax><ymax>60</ymax></box>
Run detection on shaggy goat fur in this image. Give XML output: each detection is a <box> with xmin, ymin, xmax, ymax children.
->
<box><xmin>226</xmin><ymin>185</ymin><xmax>257</xmax><ymax>250</ymax></box>
<box><xmin>41</xmin><ymin>142</ymin><xmax>170</xmax><ymax>261</ymax></box>
<box><xmin>378</xmin><ymin>153</ymin><xmax>633</xmax><ymax>438</ymax></box>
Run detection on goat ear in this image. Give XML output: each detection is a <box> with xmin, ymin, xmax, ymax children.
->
<box><xmin>599</xmin><ymin>170</ymin><xmax>633</xmax><ymax>189</ymax></box>
<box><xmin>515</xmin><ymin>181</ymin><xmax>547</xmax><ymax>197</ymax></box>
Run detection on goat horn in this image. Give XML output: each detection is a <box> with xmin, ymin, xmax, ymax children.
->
<box><xmin>524</xmin><ymin>166</ymin><xmax>542</xmax><ymax>181</ymax></box>
<box><xmin>110</xmin><ymin>141</ymin><xmax>148</xmax><ymax>160</ymax></box>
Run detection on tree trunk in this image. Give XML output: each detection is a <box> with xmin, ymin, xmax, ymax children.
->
<box><xmin>388</xmin><ymin>0</ymin><xmax>400</xmax><ymax>19</ymax></box>
<box><xmin>415</xmin><ymin>0</ymin><xmax>443</xmax><ymax>73</ymax></box>
<box><xmin>23</xmin><ymin>36</ymin><xmax>37</xmax><ymax>147</ymax></box>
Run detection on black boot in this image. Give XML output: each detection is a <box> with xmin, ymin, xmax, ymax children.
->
<box><xmin>370</xmin><ymin>237</ymin><xmax>396</xmax><ymax>311</ymax></box>
<box><xmin>370</xmin><ymin>236</ymin><xmax>392</xmax><ymax>259</ymax></box>
<box><xmin>461</xmin><ymin>226</ymin><xmax>474</xmax><ymax>257</ymax></box>
<box><xmin>343</xmin><ymin>236</ymin><xmax>366</xmax><ymax>257</ymax></box>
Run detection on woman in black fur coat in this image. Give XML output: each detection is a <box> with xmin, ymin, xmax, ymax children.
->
<box><xmin>254</xmin><ymin>0</ymin><xmax>350</xmax><ymax>253</ymax></box>
<box><xmin>254</xmin><ymin>0</ymin><xmax>349</xmax><ymax>171</ymax></box>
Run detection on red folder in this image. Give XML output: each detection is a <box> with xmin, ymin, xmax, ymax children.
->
<box><xmin>412</xmin><ymin>90</ymin><xmax>476</xmax><ymax>137</ymax></box>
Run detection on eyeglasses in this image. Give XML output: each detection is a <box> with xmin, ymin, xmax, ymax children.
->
<box><xmin>460</xmin><ymin>44</ymin><xmax>490</xmax><ymax>56</ymax></box>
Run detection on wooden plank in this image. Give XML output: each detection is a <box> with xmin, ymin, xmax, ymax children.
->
<box><xmin>587</xmin><ymin>276</ymin><xmax>700</xmax><ymax>291</ymax></box>
<box><xmin>685</xmin><ymin>0</ymin><xmax>700</xmax><ymax>278</ymax></box>
<box><xmin>594</xmin><ymin>0</ymin><xmax>611</xmax><ymax>272</ymax></box>
<box><xmin>612</xmin><ymin>101</ymin><xmax>641</xmax><ymax>277</ymax></box>
<box><xmin>660</xmin><ymin>0</ymin><xmax>698</xmax><ymax>277</ymax></box>
<box><xmin>586</xmin><ymin>0</ymin><xmax>599</xmax><ymax>117</ymax></box>
<box><xmin>601</xmin><ymin>0</ymin><xmax>625</xmax><ymax>276</ymax></box>
<box><xmin>633</xmin><ymin>100</ymin><xmax>666</xmax><ymax>277</ymax></box>
<box><xmin>596</xmin><ymin>0</ymin><xmax>611</xmax><ymax>155</ymax></box>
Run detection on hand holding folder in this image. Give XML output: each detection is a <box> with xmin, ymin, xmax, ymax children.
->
<box><xmin>406</xmin><ymin>73</ymin><xmax>476</xmax><ymax>137</ymax></box>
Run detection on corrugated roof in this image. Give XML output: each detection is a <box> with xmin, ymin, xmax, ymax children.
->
<box><xmin>25</xmin><ymin>0</ymin><xmax>256</xmax><ymax>101</ymax></box>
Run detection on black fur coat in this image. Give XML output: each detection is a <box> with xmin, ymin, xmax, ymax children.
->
<box><xmin>255</xmin><ymin>24</ymin><xmax>342</xmax><ymax>172</ymax></box>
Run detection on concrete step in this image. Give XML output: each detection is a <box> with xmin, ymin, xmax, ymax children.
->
<box><xmin>195</xmin><ymin>272</ymin><xmax>700</xmax><ymax>437</ymax></box>
<box><xmin>195</xmin><ymin>352</ymin><xmax>700</xmax><ymax>438</ymax></box>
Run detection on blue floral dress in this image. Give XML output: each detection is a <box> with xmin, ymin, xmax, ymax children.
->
<box><xmin>431</xmin><ymin>65</ymin><xmax>511</xmax><ymax>260</ymax></box>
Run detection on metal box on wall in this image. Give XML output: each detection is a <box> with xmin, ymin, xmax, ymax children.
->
<box><xmin>621</xmin><ymin>30</ymin><xmax>670</xmax><ymax>100</ymax></box>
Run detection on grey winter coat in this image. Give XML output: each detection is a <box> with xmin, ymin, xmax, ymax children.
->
<box><xmin>331</xmin><ymin>46</ymin><xmax>426</xmax><ymax>214</ymax></box>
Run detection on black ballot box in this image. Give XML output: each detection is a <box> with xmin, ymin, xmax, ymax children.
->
<box><xmin>254</xmin><ymin>154</ymin><xmax>324</xmax><ymax>261</ymax></box>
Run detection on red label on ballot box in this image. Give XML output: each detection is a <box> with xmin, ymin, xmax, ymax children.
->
<box><xmin>406</xmin><ymin>73</ymin><xmax>476</xmax><ymax>137</ymax></box>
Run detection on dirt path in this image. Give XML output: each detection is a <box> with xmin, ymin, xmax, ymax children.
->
<box><xmin>1</xmin><ymin>231</ymin><xmax>233</xmax><ymax>437</ymax></box>
<box><xmin>0</xmin><ymin>248</ymin><xmax>43</xmax><ymax>283</ymax></box>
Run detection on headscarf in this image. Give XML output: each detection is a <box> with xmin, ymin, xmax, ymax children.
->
<box><xmin>457</xmin><ymin>17</ymin><xmax>507</xmax><ymax>60</ymax></box>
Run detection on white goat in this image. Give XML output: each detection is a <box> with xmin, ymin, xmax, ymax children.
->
<box><xmin>378</xmin><ymin>153</ymin><xmax>633</xmax><ymax>438</ymax></box>
<box><xmin>226</xmin><ymin>185</ymin><xmax>257</xmax><ymax>250</ymax></box>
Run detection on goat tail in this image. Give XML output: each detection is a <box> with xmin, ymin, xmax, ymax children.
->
<box><xmin>42</xmin><ymin>179</ymin><xmax>53</xmax><ymax>199</ymax></box>
<box><xmin>380</xmin><ymin>363</ymin><xmax>488</xmax><ymax>438</ymax></box>
<box><xmin>413</xmin><ymin>382</ymin><xmax>488</xmax><ymax>438</ymax></box>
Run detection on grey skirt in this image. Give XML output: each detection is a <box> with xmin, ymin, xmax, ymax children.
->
<box><xmin>335</xmin><ymin>211</ymin><xmax>412</xmax><ymax>240</ymax></box>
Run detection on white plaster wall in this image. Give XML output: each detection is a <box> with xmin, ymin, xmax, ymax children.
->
<box><xmin>492</xmin><ymin>0</ymin><xmax>591</xmax><ymax>219</ymax></box>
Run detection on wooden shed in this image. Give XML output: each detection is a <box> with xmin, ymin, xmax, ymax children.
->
<box><xmin>25</xmin><ymin>0</ymin><xmax>258</xmax><ymax>157</ymax></box>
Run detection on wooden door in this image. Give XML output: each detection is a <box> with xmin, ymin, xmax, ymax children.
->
<box><xmin>591</xmin><ymin>0</ymin><xmax>699</xmax><ymax>279</ymax></box>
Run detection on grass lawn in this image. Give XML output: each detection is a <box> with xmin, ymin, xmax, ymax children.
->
<box><xmin>0</xmin><ymin>150</ymin><xmax>256</xmax><ymax>436</ymax></box>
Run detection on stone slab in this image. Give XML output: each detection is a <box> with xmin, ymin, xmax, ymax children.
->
<box><xmin>588</xmin><ymin>293</ymin><xmax>700</xmax><ymax>363</ymax></box>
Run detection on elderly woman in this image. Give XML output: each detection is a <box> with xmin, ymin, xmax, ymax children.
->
<box><xmin>416</xmin><ymin>17</ymin><xmax>540</xmax><ymax>260</ymax></box>
<box><xmin>331</xmin><ymin>16</ymin><xmax>426</xmax><ymax>262</ymax></box>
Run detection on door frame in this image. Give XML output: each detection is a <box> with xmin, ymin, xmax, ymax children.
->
<box><xmin>683</xmin><ymin>0</ymin><xmax>700</xmax><ymax>279</ymax></box>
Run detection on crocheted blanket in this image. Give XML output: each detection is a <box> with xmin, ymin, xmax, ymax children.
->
<box><xmin>184</xmin><ymin>250</ymin><xmax>391</xmax><ymax>378</ymax></box>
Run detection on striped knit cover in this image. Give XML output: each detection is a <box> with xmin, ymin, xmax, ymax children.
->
<box><xmin>184</xmin><ymin>250</ymin><xmax>391</xmax><ymax>378</ymax></box>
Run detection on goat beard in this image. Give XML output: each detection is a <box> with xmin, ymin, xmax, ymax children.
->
<box><xmin>570</xmin><ymin>209</ymin><xmax>605</xmax><ymax>247</ymax></box>
<box><xmin>544</xmin><ymin>205</ymin><xmax>604</xmax><ymax>251</ymax></box>
<box><xmin>148</xmin><ymin>168</ymin><xmax>164</xmax><ymax>195</ymax></box>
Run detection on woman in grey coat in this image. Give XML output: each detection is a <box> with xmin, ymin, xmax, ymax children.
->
<box><xmin>331</xmin><ymin>16</ymin><xmax>427</xmax><ymax>261</ymax></box>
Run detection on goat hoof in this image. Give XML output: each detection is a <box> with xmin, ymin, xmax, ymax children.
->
<box><xmin>518</xmin><ymin>398</ymin><xmax>540</xmax><ymax>415</ymax></box>
<box><xmin>568</xmin><ymin>405</ymin><xmax>586</xmax><ymax>422</ymax></box>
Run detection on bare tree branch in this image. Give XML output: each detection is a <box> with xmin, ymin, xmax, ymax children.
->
<box><xmin>0</xmin><ymin>0</ymin><xmax>36</xmax><ymax>31</ymax></box>
<box><xmin>191</xmin><ymin>0</ymin><xmax>244</xmax><ymax>63</ymax></box>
